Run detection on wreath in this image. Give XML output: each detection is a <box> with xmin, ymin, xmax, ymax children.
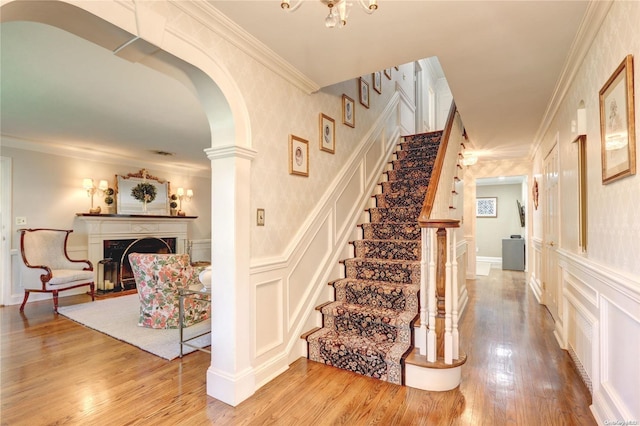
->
<box><xmin>131</xmin><ymin>182</ymin><xmax>157</xmax><ymax>204</ymax></box>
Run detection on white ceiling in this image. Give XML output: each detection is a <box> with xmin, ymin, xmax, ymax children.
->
<box><xmin>1</xmin><ymin>1</ymin><xmax>593</xmax><ymax>170</ymax></box>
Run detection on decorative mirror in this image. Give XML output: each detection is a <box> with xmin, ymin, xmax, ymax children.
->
<box><xmin>116</xmin><ymin>169</ymin><xmax>169</xmax><ymax>215</ymax></box>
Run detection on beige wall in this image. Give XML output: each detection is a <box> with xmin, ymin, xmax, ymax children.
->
<box><xmin>476</xmin><ymin>184</ymin><xmax>524</xmax><ymax>258</ymax></box>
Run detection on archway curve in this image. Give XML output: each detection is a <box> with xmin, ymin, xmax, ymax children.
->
<box><xmin>2</xmin><ymin>0</ymin><xmax>256</xmax><ymax>405</ymax></box>
<box><xmin>0</xmin><ymin>0</ymin><xmax>251</xmax><ymax>151</ymax></box>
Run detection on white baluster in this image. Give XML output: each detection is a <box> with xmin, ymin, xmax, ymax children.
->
<box><xmin>418</xmin><ymin>227</ymin><xmax>428</xmax><ymax>355</ymax></box>
<box><xmin>427</xmin><ymin>228</ymin><xmax>437</xmax><ymax>363</ymax></box>
<box><xmin>451</xmin><ymin>228</ymin><xmax>459</xmax><ymax>360</ymax></box>
<box><xmin>444</xmin><ymin>228</ymin><xmax>453</xmax><ymax>364</ymax></box>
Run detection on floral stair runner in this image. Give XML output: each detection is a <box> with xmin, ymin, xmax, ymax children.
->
<box><xmin>305</xmin><ymin>131</ymin><xmax>443</xmax><ymax>384</ymax></box>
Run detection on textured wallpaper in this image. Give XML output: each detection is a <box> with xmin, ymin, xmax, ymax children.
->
<box><xmin>537</xmin><ymin>0</ymin><xmax>640</xmax><ymax>276</ymax></box>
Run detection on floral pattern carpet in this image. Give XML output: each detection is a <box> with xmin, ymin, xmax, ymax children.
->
<box><xmin>306</xmin><ymin>131</ymin><xmax>442</xmax><ymax>384</ymax></box>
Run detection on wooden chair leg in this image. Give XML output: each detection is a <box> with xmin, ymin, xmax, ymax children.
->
<box><xmin>52</xmin><ymin>290</ymin><xmax>59</xmax><ymax>313</ymax></box>
<box><xmin>19</xmin><ymin>290</ymin><xmax>30</xmax><ymax>312</ymax></box>
<box><xmin>89</xmin><ymin>282</ymin><xmax>95</xmax><ymax>301</ymax></box>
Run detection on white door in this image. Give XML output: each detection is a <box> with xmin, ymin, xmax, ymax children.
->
<box><xmin>542</xmin><ymin>144</ymin><xmax>560</xmax><ymax>323</ymax></box>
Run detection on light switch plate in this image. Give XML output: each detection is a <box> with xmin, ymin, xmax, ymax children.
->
<box><xmin>15</xmin><ymin>217</ymin><xmax>27</xmax><ymax>226</ymax></box>
<box><xmin>257</xmin><ymin>209</ymin><xmax>265</xmax><ymax>226</ymax></box>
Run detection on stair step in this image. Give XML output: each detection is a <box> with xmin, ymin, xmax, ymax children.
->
<box><xmin>300</xmin><ymin>327</ymin><xmax>322</xmax><ymax>340</ymax></box>
<box><xmin>369</xmin><ymin>206</ymin><xmax>421</xmax><ymax>223</ymax></box>
<box><xmin>359</xmin><ymin>222</ymin><xmax>422</xmax><ymax>240</ymax></box>
<box><xmin>318</xmin><ymin>301</ymin><xmax>416</xmax><ymax>342</ymax></box>
<box><xmin>404</xmin><ymin>347</ymin><xmax>468</xmax><ymax>369</ymax></box>
<box><xmin>352</xmin><ymin>239</ymin><xmax>420</xmax><ymax>261</ymax></box>
<box><xmin>343</xmin><ymin>258</ymin><xmax>420</xmax><ymax>285</ymax></box>
<box><xmin>331</xmin><ymin>278</ymin><xmax>419</xmax><ymax>313</ymax></box>
<box><xmin>306</xmin><ymin>328</ymin><xmax>409</xmax><ymax>384</ymax></box>
<box><xmin>374</xmin><ymin>190</ymin><xmax>426</xmax><ymax>209</ymax></box>
<box><xmin>381</xmin><ymin>179</ymin><xmax>430</xmax><ymax>194</ymax></box>
<box><xmin>386</xmin><ymin>168</ymin><xmax>431</xmax><ymax>182</ymax></box>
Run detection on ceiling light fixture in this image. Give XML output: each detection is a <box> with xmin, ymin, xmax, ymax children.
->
<box><xmin>281</xmin><ymin>0</ymin><xmax>378</xmax><ymax>29</ymax></box>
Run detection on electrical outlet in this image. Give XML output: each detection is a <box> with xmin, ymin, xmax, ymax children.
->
<box><xmin>257</xmin><ymin>209</ymin><xmax>265</xmax><ymax>226</ymax></box>
<box><xmin>15</xmin><ymin>217</ymin><xmax>27</xmax><ymax>226</ymax></box>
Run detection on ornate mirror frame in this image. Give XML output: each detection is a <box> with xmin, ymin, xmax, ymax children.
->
<box><xmin>116</xmin><ymin>169</ymin><xmax>170</xmax><ymax>215</ymax></box>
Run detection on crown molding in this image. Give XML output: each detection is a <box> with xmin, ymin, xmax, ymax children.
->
<box><xmin>531</xmin><ymin>0</ymin><xmax>614</xmax><ymax>158</ymax></box>
<box><xmin>173</xmin><ymin>2</ymin><xmax>320</xmax><ymax>95</ymax></box>
<box><xmin>1</xmin><ymin>134</ymin><xmax>211</xmax><ymax>178</ymax></box>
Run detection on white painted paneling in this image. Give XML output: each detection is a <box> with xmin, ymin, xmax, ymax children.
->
<box><xmin>287</xmin><ymin>214</ymin><xmax>332</xmax><ymax>325</ymax></box>
<box><xmin>602</xmin><ymin>298</ymin><xmax>639</xmax><ymax>418</ymax></box>
<box><xmin>255</xmin><ymin>279</ymin><xmax>284</xmax><ymax>357</ymax></box>
<box><xmin>335</xmin><ymin>166</ymin><xmax>364</xmax><ymax>238</ymax></box>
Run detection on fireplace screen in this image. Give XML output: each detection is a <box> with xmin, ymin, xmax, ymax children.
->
<box><xmin>102</xmin><ymin>237</ymin><xmax>176</xmax><ymax>292</ymax></box>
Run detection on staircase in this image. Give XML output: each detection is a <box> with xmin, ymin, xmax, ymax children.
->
<box><xmin>304</xmin><ymin>131</ymin><xmax>443</xmax><ymax>384</ymax></box>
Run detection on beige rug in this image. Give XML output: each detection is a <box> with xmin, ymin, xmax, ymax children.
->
<box><xmin>58</xmin><ymin>294</ymin><xmax>210</xmax><ymax>360</ymax></box>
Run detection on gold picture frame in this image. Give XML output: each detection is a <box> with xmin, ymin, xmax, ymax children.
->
<box><xmin>319</xmin><ymin>113</ymin><xmax>335</xmax><ymax>154</ymax></box>
<box><xmin>342</xmin><ymin>94</ymin><xmax>355</xmax><ymax>128</ymax></box>
<box><xmin>289</xmin><ymin>135</ymin><xmax>309</xmax><ymax>177</ymax></box>
<box><xmin>359</xmin><ymin>77</ymin><xmax>370</xmax><ymax>109</ymax></box>
<box><xmin>599</xmin><ymin>54</ymin><xmax>636</xmax><ymax>184</ymax></box>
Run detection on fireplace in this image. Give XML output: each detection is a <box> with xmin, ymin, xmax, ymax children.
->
<box><xmin>77</xmin><ymin>214</ymin><xmax>195</xmax><ymax>293</ymax></box>
<box><xmin>100</xmin><ymin>237</ymin><xmax>177</xmax><ymax>292</ymax></box>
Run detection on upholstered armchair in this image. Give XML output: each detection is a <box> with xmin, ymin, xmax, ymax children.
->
<box><xmin>128</xmin><ymin>253</ymin><xmax>209</xmax><ymax>329</ymax></box>
<box><xmin>19</xmin><ymin>228</ymin><xmax>95</xmax><ymax>312</ymax></box>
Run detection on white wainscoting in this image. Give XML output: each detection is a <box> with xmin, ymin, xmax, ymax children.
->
<box><xmin>249</xmin><ymin>93</ymin><xmax>404</xmax><ymax>389</ymax></box>
<box><xmin>529</xmin><ymin>237</ymin><xmax>543</xmax><ymax>302</ymax></box>
<box><xmin>557</xmin><ymin>249</ymin><xmax>640</xmax><ymax>423</ymax></box>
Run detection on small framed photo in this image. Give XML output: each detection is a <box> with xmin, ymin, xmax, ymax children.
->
<box><xmin>359</xmin><ymin>77</ymin><xmax>370</xmax><ymax>109</ymax></box>
<box><xmin>384</xmin><ymin>68</ymin><xmax>392</xmax><ymax>80</ymax></box>
<box><xmin>319</xmin><ymin>113</ymin><xmax>335</xmax><ymax>154</ymax></box>
<box><xmin>476</xmin><ymin>197</ymin><xmax>497</xmax><ymax>218</ymax></box>
<box><xmin>373</xmin><ymin>71</ymin><xmax>382</xmax><ymax>94</ymax></box>
<box><xmin>342</xmin><ymin>94</ymin><xmax>355</xmax><ymax>128</ymax></box>
<box><xmin>599</xmin><ymin>54</ymin><xmax>636</xmax><ymax>184</ymax></box>
<box><xmin>289</xmin><ymin>135</ymin><xmax>309</xmax><ymax>177</ymax></box>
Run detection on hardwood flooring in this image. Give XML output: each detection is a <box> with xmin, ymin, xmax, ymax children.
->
<box><xmin>1</xmin><ymin>270</ymin><xmax>595</xmax><ymax>425</ymax></box>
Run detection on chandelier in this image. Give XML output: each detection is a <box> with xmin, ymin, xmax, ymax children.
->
<box><xmin>280</xmin><ymin>0</ymin><xmax>379</xmax><ymax>29</ymax></box>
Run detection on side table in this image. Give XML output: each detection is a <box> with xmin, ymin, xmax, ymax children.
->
<box><xmin>178</xmin><ymin>287</ymin><xmax>212</xmax><ymax>357</ymax></box>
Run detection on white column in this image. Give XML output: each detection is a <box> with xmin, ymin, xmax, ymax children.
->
<box><xmin>205</xmin><ymin>145</ymin><xmax>257</xmax><ymax>406</ymax></box>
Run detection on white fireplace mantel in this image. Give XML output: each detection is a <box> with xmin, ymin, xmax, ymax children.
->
<box><xmin>76</xmin><ymin>214</ymin><xmax>197</xmax><ymax>277</ymax></box>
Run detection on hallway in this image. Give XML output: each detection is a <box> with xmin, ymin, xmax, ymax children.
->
<box><xmin>1</xmin><ymin>270</ymin><xmax>595</xmax><ymax>424</ymax></box>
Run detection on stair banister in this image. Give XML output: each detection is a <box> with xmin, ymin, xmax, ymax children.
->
<box><xmin>417</xmin><ymin>101</ymin><xmax>462</xmax><ymax>366</ymax></box>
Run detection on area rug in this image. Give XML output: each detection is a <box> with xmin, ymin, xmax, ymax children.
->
<box><xmin>476</xmin><ymin>262</ymin><xmax>492</xmax><ymax>276</ymax></box>
<box><xmin>58</xmin><ymin>295</ymin><xmax>210</xmax><ymax>360</ymax></box>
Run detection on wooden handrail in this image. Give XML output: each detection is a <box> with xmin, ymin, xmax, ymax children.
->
<box><xmin>418</xmin><ymin>101</ymin><xmax>457</xmax><ymax>226</ymax></box>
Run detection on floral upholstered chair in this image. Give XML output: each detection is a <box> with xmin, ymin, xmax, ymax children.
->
<box><xmin>128</xmin><ymin>253</ymin><xmax>209</xmax><ymax>329</ymax></box>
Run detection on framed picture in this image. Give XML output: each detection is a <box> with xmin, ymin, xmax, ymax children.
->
<box><xmin>359</xmin><ymin>77</ymin><xmax>370</xmax><ymax>109</ymax></box>
<box><xmin>289</xmin><ymin>135</ymin><xmax>309</xmax><ymax>177</ymax></box>
<box><xmin>342</xmin><ymin>94</ymin><xmax>355</xmax><ymax>128</ymax></box>
<box><xmin>319</xmin><ymin>113</ymin><xmax>335</xmax><ymax>154</ymax></box>
<box><xmin>599</xmin><ymin>54</ymin><xmax>636</xmax><ymax>184</ymax></box>
<box><xmin>373</xmin><ymin>71</ymin><xmax>382</xmax><ymax>94</ymax></box>
<box><xmin>476</xmin><ymin>197</ymin><xmax>497</xmax><ymax>218</ymax></box>
<box><xmin>384</xmin><ymin>68</ymin><xmax>392</xmax><ymax>80</ymax></box>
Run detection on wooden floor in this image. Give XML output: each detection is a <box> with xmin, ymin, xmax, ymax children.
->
<box><xmin>1</xmin><ymin>270</ymin><xmax>596</xmax><ymax>425</ymax></box>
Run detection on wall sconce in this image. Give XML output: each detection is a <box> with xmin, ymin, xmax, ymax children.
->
<box><xmin>461</xmin><ymin>153</ymin><xmax>478</xmax><ymax>166</ymax></box>
<box><xmin>83</xmin><ymin>178</ymin><xmax>110</xmax><ymax>214</ymax></box>
<box><xmin>176</xmin><ymin>187</ymin><xmax>193</xmax><ymax>216</ymax></box>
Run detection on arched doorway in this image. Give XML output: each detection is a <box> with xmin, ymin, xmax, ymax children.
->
<box><xmin>1</xmin><ymin>0</ymin><xmax>255</xmax><ymax>406</ymax></box>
